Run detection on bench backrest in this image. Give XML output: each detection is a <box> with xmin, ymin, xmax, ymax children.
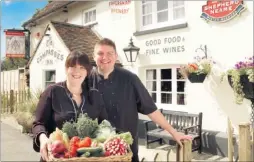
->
<box><xmin>161</xmin><ymin>109</ymin><xmax>202</xmax><ymax>134</ymax></box>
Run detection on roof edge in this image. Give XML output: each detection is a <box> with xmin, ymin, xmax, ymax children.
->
<box><xmin>22</xmin><ymin>1</ymin><xmax>75</xmax><ymax>27</ymax></box>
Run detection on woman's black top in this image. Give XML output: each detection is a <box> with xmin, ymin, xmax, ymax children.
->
<box><xmin>32</xmin><ymin>81</ymin><xmax>107</xmax><ymax>153</ymax></box>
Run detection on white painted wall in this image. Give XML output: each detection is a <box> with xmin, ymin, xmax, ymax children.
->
<box><xmin>29</xmin><ymin>23</ymin><xmax>69</xmax><ymax>93</ymax></box>
<box><xmin>134</xmin><ymin>1</ymin><xmax>253</xmax><ymax>133</ymax></box>
<box><xmin>67</xmin><ymin>1</ymin><xmax>135</xmax><ymax>66</ymax></box>
<box><xmin>27</xmin><ymin>1</ymin><xmax>253</xmax><ymax>133</ymax></box>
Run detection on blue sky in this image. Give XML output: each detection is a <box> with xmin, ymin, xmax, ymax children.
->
<box><xmin>1</xmin><ymin>0</ymin><xmax>48</xmax><ymax>59</ymax></box>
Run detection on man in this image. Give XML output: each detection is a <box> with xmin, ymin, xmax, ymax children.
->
<box><xmin>90</xmin><ymin>38</ymin><xmax>192</xmax><ymax>162</ymax></box>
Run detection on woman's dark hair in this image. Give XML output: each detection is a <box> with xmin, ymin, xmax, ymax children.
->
<box><xmin>65</xmin><ymin>50</ymin><xmax>92</xmax><ymax>74</ymax></box>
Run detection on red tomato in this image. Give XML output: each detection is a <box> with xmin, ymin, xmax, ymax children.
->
<box><xmin>78</xmin><ymin>137</ymin><xmax>92</xmax><ymax>147</ymax></box>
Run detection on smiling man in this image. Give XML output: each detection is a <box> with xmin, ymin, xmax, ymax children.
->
<box><xmin>90</xmin><ymin>38</ymin><xmax>192</xmax><ymax>162</ymax></box>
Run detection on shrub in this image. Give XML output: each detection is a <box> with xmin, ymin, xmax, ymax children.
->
<box><xmin>14</xmin><ymin>112</ymin><xmax>35</xmax><ymax>133</ymax></box>
<box><xmin>14</xmin><ymin>88</ymin><xmax>42</xmax><ymax>133</ymax></box>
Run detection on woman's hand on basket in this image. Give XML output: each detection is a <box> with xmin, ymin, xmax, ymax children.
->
<box><xmin>39</xmin><ymin>133</ymin><xmax>53</xmax><ymax>161</ymax></box>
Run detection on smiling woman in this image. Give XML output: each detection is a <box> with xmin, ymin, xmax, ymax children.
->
<box><xmin>32</xmin><ymin>50</ymin><xmax>108</xmax><ymax>162</ymax></box>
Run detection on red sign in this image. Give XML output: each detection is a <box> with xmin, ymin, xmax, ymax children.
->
<box><xmin>5</xmin><ymin>31</ymin><xmax>26</xmax><ymax>58</ymax></box>
<box><xmin>201</xmin><ymin>0</ymin><xmax>246</xmax><ymax>22</ymax></box>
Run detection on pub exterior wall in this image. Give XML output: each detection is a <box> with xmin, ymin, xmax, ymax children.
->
<box><xmin>29</xmin><ymin>23</ymin><xmax>70</xmax><ymax>92</ymax></box>
<box><xmin>28</xmin><ymin>1</ymin><xmax>253</xmax><ymax>133</ymax></box>
<box><xmin>134</xmin><ymin>1</ymin><xmax>253</xmax><ymax>133</ymax></box>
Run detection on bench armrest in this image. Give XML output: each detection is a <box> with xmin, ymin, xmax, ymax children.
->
<box><xmin>183</xmin><ymin>125</ymin><xmax>199</xmax><ymax>134</ymax></box>
<box><xmin>143</xmin><ymin>120</ymin><xmax>154</xmax><ymax>132</ymax></box>
<box><xmin>143</xmin><ymin>120</ymin><xmax>153</xmax><ymax>125</ymax></box>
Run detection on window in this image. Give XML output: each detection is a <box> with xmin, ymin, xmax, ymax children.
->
<box><xmin>44</xmin><ymin>70</ymin><xmax>56</xmax><ymax>88</ymax></box>
<box><xmin>141</xmin><ymin>0</ymin><xmax>185</xmax><ymax>29</ymax></box>
<box><xmin>145</xmin><ymin>67</ymin><xmax>186</xmax><ymax>106</ymax></box>
<box><xmin>83</xmin><ymin>8</ymin><xmax>96</xmax><ymax>25</ymax></box>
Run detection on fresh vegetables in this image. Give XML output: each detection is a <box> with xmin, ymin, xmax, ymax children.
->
<box><xmin>77</xmin><ymin>146</ymin><xmax>103</xmax><ymax>156</ymax></box>
<box><xmin>50</xmin><ymin>140</ymin><xmax>67</xmax><ymax>158</ymax></box>
<box><xmin>115</xmin><ymin>132</ymin><xmax>133</xmax><ymax>145</ymax></box>
<box><xmin>76</xmin><ymin>114</ymin><xmax>99</xmax><ymax>138</ymax></box>
<box><xmin>62</xmin><ymin>114</ymin><xmax>99</xmax><ymax>139</ymax></box>
<box><xmin>104</xmin><ymin>137</ymin><xmax>129</xmax><ymax>156</ymax></box>
<box><xmin>48</xmin><ymin>113</ymin><xmax>133</xmax><ymax>160</ymax></box>
<box><xmin>62</xmin><ymin>121</ymin><xmax>78</xmax><ymax>139</ymax></box>
<box><xmin>78</xmin><ymin>137</ymin><xmax>92</xmax><ymax>147</ymax></box>
<box><xmin>95</xmin><ymin>120</ymin><xmax>116</xmax><ymax>143</ymax></box>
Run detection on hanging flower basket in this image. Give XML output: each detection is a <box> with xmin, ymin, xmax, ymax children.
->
<box><xmin>228</xmin><ymin>75</ymin><xmax>254</xmax><ymax>100</ymax></box>
<box><xmin>179</xmin><ymin>56</ymin><xmax>214</xmax><ymax>84</ymax></box>
<box><xmin>188</xmin><ymin>73</ymin><xmax>207</xmax><ymax>83</ymax></box>
<box><xmin>221</xmin><ymin>56</ymin><xmax>254</xmax><ymax>104</ymax></box>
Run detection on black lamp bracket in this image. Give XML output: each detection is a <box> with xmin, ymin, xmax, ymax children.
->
<box><xmin>195</xmin><ymin>45</ymin><xmax>208</xmax><ymax>59</ymax></box>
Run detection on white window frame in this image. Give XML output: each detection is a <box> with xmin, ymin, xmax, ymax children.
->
<box><xmin>82</xmin><ymin>7</ymin><xmax>97</xmax><ymax>26</ymax></box>
<box><xmin>144</xmin><ymin>65</ymin><xmax>187</xmax><ymax>110</ymax></box>
<box><xmin>140</xmin><ymin>0</ymin><xmax>186</xmax><ymax>31</ymax></box>
<box><xmin>43</xmin><ymin>69</ymin><xmax>56</xmax><ymax>89</ymax></box>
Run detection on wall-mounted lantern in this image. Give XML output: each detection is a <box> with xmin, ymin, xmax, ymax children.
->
<box><xmin>123</xmin><ymin>37</ymin><xmax>140</xmax><ymax>62</ymax></box>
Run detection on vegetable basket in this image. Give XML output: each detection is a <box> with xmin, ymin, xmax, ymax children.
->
<box><xmin>47</xmin><ymin>114</ymin><xmax>134</xmax><ymax>162</ymax></box>
<box><xmin>49</xmin><ymin>148</ymin><xmax>133</xmax><ymax>162</ymax></box>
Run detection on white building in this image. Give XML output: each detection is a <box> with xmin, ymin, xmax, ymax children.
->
<box><xmin>23</xmin><ymin>0</ymin><xmax>253</xmax><ymax>155</ymax></box>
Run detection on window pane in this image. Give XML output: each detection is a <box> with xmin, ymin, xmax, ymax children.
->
<box><xmin>177</xmin><ymin>68</ymin><xmax>184</xmax><ymax>79</ymax></box>
<box><xmin>146</xmin><ymin>69</ymin><xmax>156</xmax><ymax>80</ymax></box>
<box><xmin>45</xmin><ymin>82</ymin><xmax>55</xmax><ymax>88</ymax></box>
<box><xmin>157</xmin><ymin>11</ymin><xmax>168</xmax><ymax>22</ymax></box>
<box><xmin>161</xmin><ymin>81</ymin><xmax>172</xmax><ymax>92</ymax></box>
<box><xmin>143</xmin><ymin>15</ymin><xmax>152</xmax><ymax>26</ymax></box>
<box><xmin>157</xmin><ymin>0</ymin><xmax>168</xmax><ymax>11</ymax></box>
<box><xmin>89</xmin><ymin>11</ymin><xmax>93</xmax><ymax>22</ymax></box>
<box><xmin>92</xmin><ymin>10</ymin><xmax>96</xmax><ymax>21</ymax></box>
<box><xmin>173</xmin><ymin>7</ymin><xmax>185</xmax><ymax>20</ymax></box>
<box><xmin>146</xmin><ymin>81</ymin><xmax>157</xmax><ymax>91</ymax></box>
<box><xmin>85</xmin><ymin>13</ymin><xmax>89</xmax><ymax>23</ymax></box>
<box><xmin>45</xmin><ymin>71</ymin><xmax>55</xmax><ymax>82</ymax></box>
<box><xmin>142</xmin><ymin>3</ymin><xmax>152</xmax><ymax>15</ymax></box>
<box><xmin>149</xmin><ymin>92</ymin><xmax>157</xmax><ymax>102</ymax></box>
<box><xmin>177</xmin><ymin>81</ymin><xmax>185</xmax><ymax>92</ymax></box>
<box><xmin>173</xmin><ymin>0</ymin><xmax>184</xmax><ymax>7</ymax></box>
<box><xmin>161</xmin><ymin>93</ymin><xmax>172</xmax><ymax>104</ymax></box>
<box><xmin>177</xmin><ymin>94</ymin><xmax>185</xmax><ymax>105</ymax></box>
<box><xmin>161</xmin><ymin>69</ymin><xmax>172</xmax><ymax>79</ymax></box>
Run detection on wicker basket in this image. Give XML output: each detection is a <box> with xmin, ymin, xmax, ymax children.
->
<box><xmin>49</xmin><ymin>148</ymin><xmax>133</xmax><ymax>162</ymax></box>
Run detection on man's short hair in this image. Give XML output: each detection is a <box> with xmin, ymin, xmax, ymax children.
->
<box><xmin>95</xmin><ymin>38</ymin><xmax>116</xmax><ymax>52</ymax></box>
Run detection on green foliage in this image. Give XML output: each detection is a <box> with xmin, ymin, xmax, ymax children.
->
<box><xmin>1</xmin><ymin>57</ymin><xmax>28</xmax><ymax>71</ymax></box>
<box><xmin>221</xmin><ymin>57</ymin><xmax>254</xmax><ymax>104</ymax></box>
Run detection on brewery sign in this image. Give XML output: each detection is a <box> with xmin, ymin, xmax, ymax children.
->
<box><xmin>201</xmin><ymin>0</ymin><xmax>246</xmax><ymax>22</ymax></box>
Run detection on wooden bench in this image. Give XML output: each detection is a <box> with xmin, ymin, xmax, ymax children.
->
<box><xmin>144</xmin><ymin>109</ymin><xmax>203</xmax><ymax>153</ymax></box>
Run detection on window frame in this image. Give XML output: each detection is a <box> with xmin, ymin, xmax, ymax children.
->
<box><xmin>144</xmin><ymin>66</ymin><xmax>187</xmax><ymax>110</ymax></box>
<box><xmin>140</xmin><ymin>0</ymin><xmax>186</xmax><ymax>31</ymax></box>
<box><xmin>82</xmin><ymin>7</ymin><xmax>97</xmax><ymax>26</ymax></box>
<box><xmin>43</xmin><ymin>69</ymin><xmax>56</xmax><ymax>89</ymax></box>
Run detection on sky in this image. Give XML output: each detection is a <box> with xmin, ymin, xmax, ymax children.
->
<box><xmin>1</xmin><ymin>0</ymin><xmax>48</xmax><ymax>59</ymax></box>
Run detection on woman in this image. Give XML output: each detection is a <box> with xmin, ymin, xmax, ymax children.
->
<box><xmin>32</xmin><ymin>51</ymin><xmax>107</xmax><ymax>161</ymax></box>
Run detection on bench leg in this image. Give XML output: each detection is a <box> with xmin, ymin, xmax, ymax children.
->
<box><xmin>198</xmin><ymin>138</ymin><xmax>202</xmax><ymax>154</ymax></box>
<box><xmin>145</xmin><ymin>135</ymin><xmax>149</xmax><ymax>149</ymax></box>
<box><xmin>159</xmin><ymin>138</ymin><xmax>163</xmax><ymax>145</ymax></box>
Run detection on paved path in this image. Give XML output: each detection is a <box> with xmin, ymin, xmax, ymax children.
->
<box><xmin>1</xmin><ymin>122</ymin><xmax>40</xmax><ymax>161</ymax></box>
